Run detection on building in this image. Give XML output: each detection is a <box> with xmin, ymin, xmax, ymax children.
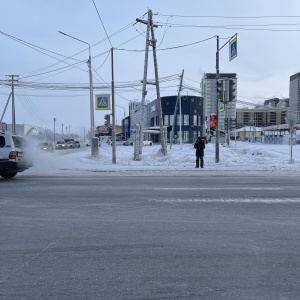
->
<box><xmin>123</xmin><ymin>95</ymin><xmax>204</xmax><ymax>143</ymax></box>
<box><xmin>289</xmin><ymin>72</ymin><xmax>300</xmax><ymax>121</ymax></box>
<box><xmin>200</xmin><ymin>73</ymin><xmax>237</xmax><ymax>134</ymax></box>
<box><xmin>5</xmin><ymin>124</ymin><xmax>41</xmax><ymax>136</ymax></box>
<box><xmin>236</xmin><ymin>98</ymin><xmax>289</xmax><ymax>128</ymax></box>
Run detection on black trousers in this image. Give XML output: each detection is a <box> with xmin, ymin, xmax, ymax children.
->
<box><xmin>196</xmin><ymin>156</ymin><xmax>204</xmax><ymax>168</ymax></box>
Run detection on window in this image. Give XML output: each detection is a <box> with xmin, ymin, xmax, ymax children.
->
<box><xmin>170</xmin><ymin>115</ymin><xmax>174</xmax><ymax>126</ymax></box>
<box><xmin>0</xmin><ymin>136</ymin><xmax>5</xmax><ymax>148</ymax></box>
<box><xmin>183</xmin><ymin>131</ymin><xmax>189</xmax><ymax>142</ymax></box>
<box><xmin>183</xmin><ymin>115</ymin><xmax>189</xmax><ymax>125</ymax></box>
<box><xmin>164</xmin><ymin>115</ymin><xmax>169</xmax><ymax>126</ymax></box>
<box><xmin>12</xmin><ymin>136</ymin><xmax>22</xmax><ymax>147</ymax></box>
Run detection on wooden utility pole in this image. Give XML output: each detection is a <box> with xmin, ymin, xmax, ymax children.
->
<box><xmin>170</xmin><ymin>69</ymin><xmax>184</xmax><ymax>149</ymax></box>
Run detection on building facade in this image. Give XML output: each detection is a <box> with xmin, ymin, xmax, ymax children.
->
<box><xmin>289</xmin><ymin>73</ymin><xmax>300</xmax><ymax>121</ymax></box>
<box><xmin>122</xmin><ymin>95</ymin><xmax>204</xmax><ymax>143</ymax></box>
<box><xmin>236</xmin><ymin>98</ymin><xmax>289</xmax><ymax>128</ymax></box>
<box><xmin>200</xmin><ymin>73</ymin><xmax>237</xmax><ymax>134</ymax></box>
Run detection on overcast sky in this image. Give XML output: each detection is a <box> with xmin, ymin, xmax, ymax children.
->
<box><xmin>1</xmin><ymin>0</ymin><xmax>300</xmax><ymax>136</ymax></box>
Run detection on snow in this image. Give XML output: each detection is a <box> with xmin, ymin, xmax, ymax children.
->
<box><xmin>26</xmin><ymin>140</ymin><xmax>300</xmax><ymax>176</ymax></box>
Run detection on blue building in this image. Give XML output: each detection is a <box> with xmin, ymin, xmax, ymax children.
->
<box><xmin>122</xmin><ymin>95</ymin><xmax>204</xmax><ymax>144</ymax></box>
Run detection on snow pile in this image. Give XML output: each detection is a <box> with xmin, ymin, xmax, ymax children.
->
<box><xmin>26</xmin><ymin>140</ymin><xmax>300</xmax><ymax>175</ymax></box>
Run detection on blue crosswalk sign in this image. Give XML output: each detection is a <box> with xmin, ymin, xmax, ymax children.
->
<box><xmin>229</xmin><ymin>37</ymin><xmax>237</xmax><ymax>61</ymax></box>
<box><xmin>95</xmin><ymin>94</ymin><xmax>110</xmax><ymax>110</ymax></box>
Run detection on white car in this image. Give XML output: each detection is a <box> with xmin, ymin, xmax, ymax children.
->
<box><xmin>143</xmin><ymin>140</ymin><xmax>153</xmax><ymax>146</ymax></box>
<box><xmin>0</xmin><ymin>132</ymin><xmax>33</xmax><ymax>178</ymax></box>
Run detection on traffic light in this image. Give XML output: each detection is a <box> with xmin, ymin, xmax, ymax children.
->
<box><xmin>216</xmin><ymin>79</ymin><xmax>224</xmax><ymax>102</ymax></box>
<box><xmin>104</xmin><ymin>114</ymin><xmax>110</xmax><ymax>126</ymax></box>
<box><xmin>228</xmin><ymin>79</ymin><xmax>236</xmax><ymax>102</ymax></box>
<box><xmin>210</xmin><ymin>114</ymin><xmax>217</xmax><ymax>129</ymax></box>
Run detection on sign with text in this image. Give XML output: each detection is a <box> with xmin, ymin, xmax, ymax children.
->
<box><xmin>95</xmin><ymin>94</ymin><xmax>110</xmax><ymax>110</ymax></box>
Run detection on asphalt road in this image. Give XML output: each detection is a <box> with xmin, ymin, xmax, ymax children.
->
<box><xmin>1</xmin><ymin>172</ymin><xmax>300</xmax><ymax>299</ymax></box>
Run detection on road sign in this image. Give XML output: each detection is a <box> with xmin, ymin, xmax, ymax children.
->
<box><xmin>218</xmin><ymin>101</ymin><xmax>225</xmax><ymax>112</ymax></box>
<box><xmin>95</xmin><ymin>94</ymin><xmax>110</xmax><ymax>110</ymax></box>
<box><xmin>289</xmin><ymin>138</ymin><xmax>296</xmax><ymax>145</ymax></box>
<box><xmin>229</xmin><ymin>37</ymin><xmax>237</xmax><ymax>61</ymax></box>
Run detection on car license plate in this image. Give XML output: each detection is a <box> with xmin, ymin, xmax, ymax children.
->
<box><xmin>17</xmin><ymin>152</ymin><xmax>23</xmax><ymax>157</ymax></box>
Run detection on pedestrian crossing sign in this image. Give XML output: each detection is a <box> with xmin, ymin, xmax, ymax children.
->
<box><xmin>95</xmin><ymin>94</ymin><xmax>110</xmax><ymax>110</ymax></box>
<box><xmin>229</xmin><ymin>37</ymin><xmax>237</xmax><ymax>61</ymax></box>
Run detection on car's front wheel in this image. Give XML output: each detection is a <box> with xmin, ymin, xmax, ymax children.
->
<box><xmin>0</xmin><ymin>171</ymin><xmax>18</xmax><ymax>179</ymax></box>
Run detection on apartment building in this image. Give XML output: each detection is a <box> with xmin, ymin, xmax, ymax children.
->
<box><xmin>200</xmin><ymin>73</ymin><xmax>237</xmax><ymax>134</ymax></box>
<box><xmin>289</xmin><ymin>72</ymin><xmax>300</xmax><ymax>121</ymax></box>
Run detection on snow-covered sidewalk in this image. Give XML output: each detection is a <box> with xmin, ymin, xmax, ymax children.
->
<box><xmin>25</xmin><ymin>141</ymin><xmax>300</xmax><ymax>176</ymax></box>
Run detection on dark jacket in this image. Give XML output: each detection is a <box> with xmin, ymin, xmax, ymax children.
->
<box><xmin>194</xmin><ymin>139</ymin><xmax>205</xmax><ymax>157</ymax></box>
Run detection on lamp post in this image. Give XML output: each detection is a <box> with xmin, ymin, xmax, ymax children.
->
<box><xmin>58</xmin><ymin>31</ymin><xmax>98</xmax><ymax>157</ymax></box>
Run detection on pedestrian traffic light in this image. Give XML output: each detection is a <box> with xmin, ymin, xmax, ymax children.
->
<box><xmin>216</xmin><ymin>79</ymin><xmax>224</xmax><ymax>102</ymax></box>
<box><xmin>228</xmin><ymin>79</ymin><xmax>236</xmax><ymax>102</ymax></box>
<box><xmin>210</xmin><ymin>114</ymin><xmax>217</xmax><ymax>129</ymax></box>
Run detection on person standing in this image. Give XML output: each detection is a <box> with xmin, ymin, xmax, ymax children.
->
<box><xmin>194</xmin><ymin>137</ymin><xmax>205</xmax><ymax>168</ymax></box>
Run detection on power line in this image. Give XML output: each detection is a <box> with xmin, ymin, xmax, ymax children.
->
<box><xmin>154</xmin><ymin>13</ymin><xmax>300</xmax><ymax>19</ymax></box>
<box><xmin>116</xmin><ymin>35</ymin><xmax>216</xmax><ymax>52</ymax></box>
<box><xmin>91</xmin><ymin>0</ymin><xmax>113</xmax><ymax>47</ymax></box>
<box><xmin>154</xmin><ymin>22</ymin><xmax>300</xmax><ymax>32</ymax></box>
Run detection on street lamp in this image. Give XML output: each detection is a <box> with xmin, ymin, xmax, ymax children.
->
<box><xmin>58</xmin><ymin>31</ymin><xmax>98</xmax><ymax>157</ymax></box>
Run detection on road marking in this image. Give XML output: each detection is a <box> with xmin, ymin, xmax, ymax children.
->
<box><xmin>153</xmin><ymin>187</ymin><xmax>281</xmax><ymax>191</ymax></box>
<box><xmin>155</xmin><ymin>198</ymin><xmax>300</xmax><ymax>204</ymax></box>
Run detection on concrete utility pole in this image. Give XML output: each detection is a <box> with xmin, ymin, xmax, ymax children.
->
<box><xmin>149</xmin><ymin>9</ymin><xmax>167</xmax><ymax>155</ymax></box>
<box><xmin>0</xmin><ymin>93</ymin><xmax>12</xmax><ymax>125</ymax></box>
<box><xmin>53</xmin><ymin>118</ymin><xmax>56</xmax><ymax>142</ymax></box>
<box><xmin>137</xmin><ymin>9</ymin><xmax>166</xmax><ymax>156</ymax></box>
<box><xmin>111</xmin><ymin>47</ymin><xmax>116</xmax><ymax>164</ymax></box>
<box><xmin>215</xmin><ymin>36</ymin><xmax>220</xmax><ymax>163</ymax></box>
<box><xmin>170</xmin><ymin>69</ymin><xmax>184</xmax><ymax>149</ymax></box>
<box><xmin>6</xmin><ymin>75</ymin><xmax>19</xmax><ymax>135</ymax></box>
<box><xmin>136</xmin><ymin>11</ymin><xmax>150</xmax><ymax>157</ymax></box>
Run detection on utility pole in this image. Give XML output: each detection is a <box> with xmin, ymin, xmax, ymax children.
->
<box><xmin>149</xmin><ymin>9</ymin><xmax>167</xmax><ymax>155</ymax></box>
<box><xmin>215</xmin><ymin>36</ymin><xmax>220</xmax><ymax>163</ymax></box>
<box><xmin>53</xmin><ymin>118</ymin><xmax>56</xmax><ymax>142</ymax></box>
<box><xmin>111</xmin><ymin>47</ymin><xmax>116</xmax><ymax>164</ymax></box>
<box><xmin>6</xmin><ymin>75</ymin><xmax>19</xmax><ymax>135</ymax></box>
<box><xmin>215</xmin><ymin>33</ymin><xmax>237</xmax><ymax>162</ymax></box>
<box><xmin>170</xmin><ymin>69</ymin><xmax>184</xmax><ymax>149</ymax></box>
<box><xmin>0</xmin><ymin>93</ymin><xmax>12</xmax><ymax>124</ymax></box>
<box><xmin>137</xmin><ymin>9</ymin><xmax>167</xmax><ymax>156</ymax></box>
<box><xmin>136</xmin><ymin>11</ymin><xmax>150</xmax><ymax>157</ymax></box>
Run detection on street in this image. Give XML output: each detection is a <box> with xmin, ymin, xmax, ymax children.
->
<box><xmin>1</xmin><ymin>172</ymin><xmax>300</xmax><ymax>299</ymax></box>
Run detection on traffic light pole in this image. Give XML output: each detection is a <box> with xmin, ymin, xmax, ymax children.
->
<box><xmin>215</xmin><ymin>33</ymin><xmax>237</xmax><ymax>163</ymax></box>
<box><xmin>215</xmin><ymin>36</ymin><xmax>220</xmax><ymax>163</ymax></box>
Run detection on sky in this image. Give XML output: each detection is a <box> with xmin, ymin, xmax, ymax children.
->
<box><xmin>25</xmin><ymin>140</ymin><xmax>300</xmax><ymax>176</ymax></box>
<box><xmin>1</xmin><ymin>0</ymin><xmax>300</xmax><ymax>137</ymax></box>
